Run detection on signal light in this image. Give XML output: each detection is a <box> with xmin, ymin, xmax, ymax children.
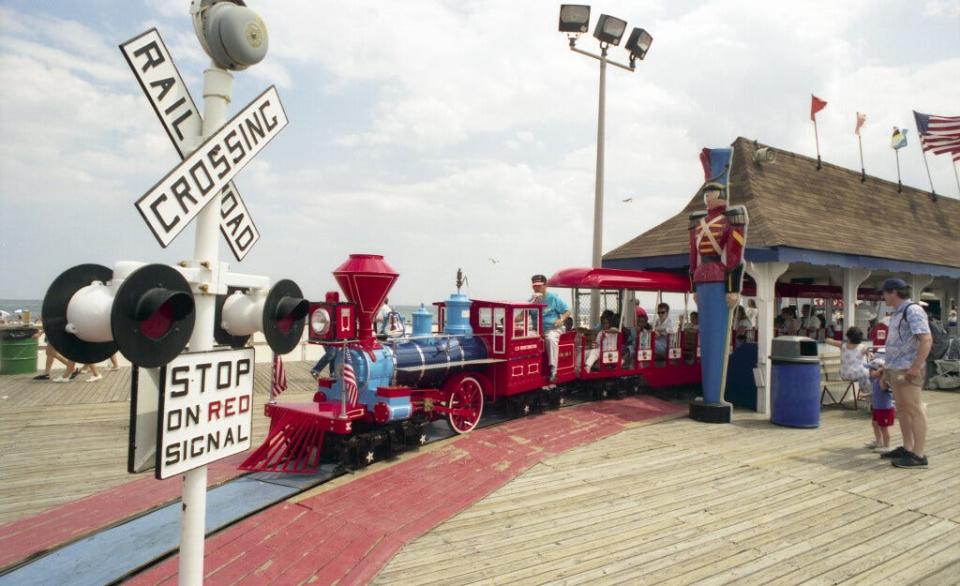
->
<box><xmin>42</xmin><ymin>263</ymin><xmax>196</xmax><ymax>368</ymax></box>
<box><xmin>216</xmin><ymin>279</ymin><xmax>308</xmax><ymax>354</ymax></box>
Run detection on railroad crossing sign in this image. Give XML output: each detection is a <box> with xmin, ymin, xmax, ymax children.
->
<box><xmin>121</xmin><ymin>29</ymin><xmax>266</xmax><ymax>260</ymax></box>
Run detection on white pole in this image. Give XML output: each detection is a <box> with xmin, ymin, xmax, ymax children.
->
<box><xmin>590</xmin><ymin>46</ymin><xmax>608</xmax><ymax>326</ymax></box>
<box><xmin>179</xmin><ymin>63</ymin><xmax>234</xmax><ymax>586</ymax></box>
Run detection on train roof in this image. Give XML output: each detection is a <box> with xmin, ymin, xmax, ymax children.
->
<box><xmin>547</xmin><ymin>267</ymin><xmax>692</xmax><ymax>292</ymax></box>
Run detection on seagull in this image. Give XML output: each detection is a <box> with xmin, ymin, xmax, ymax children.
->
<box><xmin>621</xmin><ymin>197</ymin><xmax>633</xmax><ymax>203</ymax></box>
<box><xmin>489</xmin><ymin>257</ymin><xmax>499</xmax><ymax>264</ymax></box>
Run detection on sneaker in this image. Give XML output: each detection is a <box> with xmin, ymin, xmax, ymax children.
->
<box><xmin>33</xmin><ymin>374</ymin><xmax>50</xmax><ymax>380</ymax></box>
<box><xmin>53</xmin><ymin>376</ymin><xmax>71</xmax><ymax>383</ymax></box>
<box><xmin>86</xmin><ymin>374</ymin><xmax>103</xmax><ymax>382</ymax></box>
<box><xmin>69</xmin><ymin>370</ymin><xmax>80</xmax><ymax>380</ymax></box>
<box><xmin>881</xmin><ymin>446</ymin><xmax>908</xmax><ymax>459</ymax></box>
<box><xmin>892</xmin><ymin>453</ymin><xmax>928</xmax><ymax>469</ymax></box>
<box><xmin>864</xmin><ymin>440</ymin><xmax>880</xmax><ymax>449</ymax></box>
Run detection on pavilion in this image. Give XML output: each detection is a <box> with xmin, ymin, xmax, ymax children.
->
<box><xmin>604</xmin><ymin>137</ymin><xmax>960</xmax><ymax>414</ymax></box>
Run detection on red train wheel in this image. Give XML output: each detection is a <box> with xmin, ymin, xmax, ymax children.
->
<box><xmin>446</xmin><ymin>375</ymin><xmax>484</xmax><ymax>434</ymax></box>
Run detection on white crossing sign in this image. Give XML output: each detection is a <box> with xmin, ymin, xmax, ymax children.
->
<box><xmin>156</xmin><ymin>348</ymin><xmax>255</xmax><ymax>479</ymax></box>
<box><xmin>121</xmin><ymin>29</ymin><xmax>262</xmax><ymax>260</ymax></box>
<box><xmin>135</xmin><ymin>85</ymin><xmax>287</xmax><ymax>248</ymax></box>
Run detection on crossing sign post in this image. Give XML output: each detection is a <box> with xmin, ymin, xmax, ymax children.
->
<box><xmin>121</xmin><ymin>29</ymin><xmax>262</xmax><ymax>261</ymax></box>
<box><xmin>117</xmin><ymin>3</ymin><xmax>282</xmax><ymax>583</ymax></box>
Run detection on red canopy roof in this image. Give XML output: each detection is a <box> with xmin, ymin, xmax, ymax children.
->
<box><xmin>547</xmin><ymin>267</ymin><xmax>692</xmax><ymax>292</ymax></box>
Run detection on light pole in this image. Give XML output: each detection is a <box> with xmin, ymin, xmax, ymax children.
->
<box><xmin>559</xmin><ymin>5</ymin><xmax>652</xmax><ymax>324</ymax></box>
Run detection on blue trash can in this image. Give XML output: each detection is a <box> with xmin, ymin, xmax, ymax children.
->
<box><xmin>770</xmin><ymin>336</ymin><xmax>821</xmax><ymax>428</ymax></box>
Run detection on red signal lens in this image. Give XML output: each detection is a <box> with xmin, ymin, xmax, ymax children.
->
<box><xmin>139</xmin><ymin>299</ymin><xmax>175</xmax><ymax>340</ymax></box>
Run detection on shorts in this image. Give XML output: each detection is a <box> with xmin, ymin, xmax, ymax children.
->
<box><xmin>871</xmin><ymin>407</ymin><xmax>895</xmax><ymax>427</ymax></box>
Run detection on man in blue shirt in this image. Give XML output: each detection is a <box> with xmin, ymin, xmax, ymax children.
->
<box><xmin>530</xmin><ymin>274</ymin><xmax>570</xmax><ymax>383</ymax></box>
<box><xmin>878</xmin><ymin>278</ymin><xmax>933</xmax><ymax>469</ymax></box>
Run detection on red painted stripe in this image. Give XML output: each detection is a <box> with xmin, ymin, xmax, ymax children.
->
<box><xmin>0</xmin><ymin>452</ymin><xmax>251</xmax><ymax>572</ymax></box>
<box><xmin>131</xmin><ymin>396</ymin><xmax>682</xmax><ymax>584</ymax></box>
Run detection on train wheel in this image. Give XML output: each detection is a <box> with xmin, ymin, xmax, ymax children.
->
<box><xmin>446</xmin><ymin>375</ymin><xmax>484</xmax><ymax>434</ymax></box>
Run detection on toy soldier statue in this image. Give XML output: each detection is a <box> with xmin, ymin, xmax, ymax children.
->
<box><xmin>688</xmin><ymin>147</ymin><xmax>748</xmax><ymax>423</ymax></box>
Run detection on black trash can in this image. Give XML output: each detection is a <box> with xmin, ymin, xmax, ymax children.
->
<box><xmin>0</xmin><ymin>327</ymin><xmax>40</xmax><ymax>375</ymax></box>
<box><xmin>770</xmin><ymin>336</ymin><xmax>821</xmax><ymax>428</ymax></box>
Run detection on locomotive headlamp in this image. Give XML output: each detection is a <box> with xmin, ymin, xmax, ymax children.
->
<box><xmin>624</xmin><ymin>27</ymin><xmax>653</xmax><ymax>61</ymax></box>
<box><xmin>310</xmin><ymin>307</ymin><xmax>331</xmax><ymax>337</ymax></box>
<box><xmin>593</xmin><ymin>14</ymin><xmax>627</xmax><ymax>46</ymax></box>
<box><xmin>191</xmin><ymin>0</ymin><xmax>268</xmax><ymax>70</ymax></box>
<box><xmin>559</xmin><ymin>5</ymin><xmax>591</xmax><ymax>34</ymax></box>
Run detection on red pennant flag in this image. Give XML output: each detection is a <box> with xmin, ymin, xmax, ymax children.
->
<box><xmin>810</xmin><ymin>94</ymin><xmax>828</xmax><ymax>121</ymax></box>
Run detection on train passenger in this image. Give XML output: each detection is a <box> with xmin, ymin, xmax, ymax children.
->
<box><xmin>653</xmin><ymin>302</ymin><xmax>675</xmax><ymax>358</ymax></box>
<box><xmin>583</xmin><ymin>311</ymin><xmax>618</xmax><ymax>372</ymax></box>
<box><xmin>530</xmin><ymin>274</ymin><xmax>570</xmax><ymax>383</ymax></box>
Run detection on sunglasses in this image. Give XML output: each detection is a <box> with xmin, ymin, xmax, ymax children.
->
<box><xmin>657</xmin><ymin>310</ymin><xmax>667</xmax><ymax>314</ymax></box>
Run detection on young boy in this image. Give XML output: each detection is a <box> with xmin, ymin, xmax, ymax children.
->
<box><xmin>866</xmin><ymin>358</ymin><xmax>895</xmax><ymax>451</ymax></box>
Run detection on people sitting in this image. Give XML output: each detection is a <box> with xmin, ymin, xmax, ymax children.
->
<box><xmin>583</xmin><ymin>310</ymin><xmax>619</xmax><ymax>372</ymax></box>
<box><xmin>653</xmin><ymin>303</ymin><xmax>674</xmax><ymax>358</ymax></box>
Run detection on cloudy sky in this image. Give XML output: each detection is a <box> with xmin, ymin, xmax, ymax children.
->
<box><xmin>0</xmin><ymin>0</ymin><xmax>958</xmax><ymax>305</ymax></box>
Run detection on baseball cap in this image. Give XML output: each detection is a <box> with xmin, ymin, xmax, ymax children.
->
<box><xmin>880</xmin><ymin>278</ymin><xmax>907</xmax><ymax>290</ymax></box>
<box><xmin>531</xmin><ymin>274</ymin><xmax>547</xmax><ymax>285</ymax></box>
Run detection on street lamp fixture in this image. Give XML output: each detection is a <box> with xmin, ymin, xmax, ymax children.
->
<box><xmin>625</xmin><ymin>27</ymin><xmax>653</xmax><ymax>63</ymax></box>
<box><xmin>593</xmin><ymin>14</ymin><xmax>627</xmax><ymax>46</ymax></box>
<box><xmin>558</xmin><ymin>5</ymin><xmax>652</xmax><ymax>324</ymax></box>
<box><xmin>558</xmin><ymin>4</ymin><xmax>591</xmax><ymax>34</ymax></box>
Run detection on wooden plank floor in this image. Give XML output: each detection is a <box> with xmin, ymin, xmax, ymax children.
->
<box><xmin>0</xmin><ymin>362</ymin><xmax>317</xmax><ymax>525</ymax></box>
<box><xmin>374</xmin><ymin>391</ymin><xmax>960</xmax><ymax>585</ymax></box>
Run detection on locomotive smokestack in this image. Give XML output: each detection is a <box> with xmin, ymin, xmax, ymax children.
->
<box><xmin>332</xmin><ymin>254</ymin><xmax>398</xmax><ymax>345</ymax></box>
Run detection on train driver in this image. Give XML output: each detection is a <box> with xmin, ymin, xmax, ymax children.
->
<box><xmin>530</xmin><ymin>274</ymin><xmax>570</xmax><ymax>383</ymax></box>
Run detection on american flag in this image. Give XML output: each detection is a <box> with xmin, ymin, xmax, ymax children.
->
<box><xmin>914</xmin><ymin>111</ymin><xmax>960</xmax><ymax>161</ymax></box>
<box><xmin>341</xmin><ymin>349</ymin><xmax>359</xmax><ymax>406</ymax></box>
<box><xmin>271</xmin><ymin>352</ymin><xmax>287</xmax><ymax>400</ymax></box>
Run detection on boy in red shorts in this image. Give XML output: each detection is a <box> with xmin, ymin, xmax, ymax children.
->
<box><xmin>866</xmin><ymin>358</ymin><xmax>895</xmax><ymax>451</ymax></box>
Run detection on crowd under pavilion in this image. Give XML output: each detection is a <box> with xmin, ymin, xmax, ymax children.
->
<box><xmin>604</xmin><ymin>137</ymin><xmax>960</xmax><ymax>413</ymax></box>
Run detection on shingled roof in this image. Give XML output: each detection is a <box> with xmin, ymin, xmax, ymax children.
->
<box><xmin>605</xmin><ymin>137</ymin><xmax>960</xmax><ymax>270</ymax></box>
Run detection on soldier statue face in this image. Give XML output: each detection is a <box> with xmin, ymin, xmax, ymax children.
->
<box><xmin>703</xmin><ymin>188</ymin><xmax>725</xmax><ymax>210</ymax></box>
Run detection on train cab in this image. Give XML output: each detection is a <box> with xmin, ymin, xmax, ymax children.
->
<box><xmin>435</xmin><ymin>299</ymin><xmax>576</xmax><ymax>400</ymax></box>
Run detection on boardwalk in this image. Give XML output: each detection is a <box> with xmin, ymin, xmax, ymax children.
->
<box><xmin>0</xmin><ymin>363</ymin><xmax>317</xmax><ymax>525</ymax></box>
<box><xmin>375</xmin><ymin>391</ymin><xmax>960</xmax><ymax>585</ymax></box>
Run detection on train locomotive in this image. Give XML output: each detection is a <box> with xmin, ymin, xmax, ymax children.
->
<box><xmin>240</xmin><ymin>253</ymin><xmax>712</xmax><ymax>473</ymax></box>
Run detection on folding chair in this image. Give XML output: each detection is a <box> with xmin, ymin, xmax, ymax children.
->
<box><xmin>821</xmin><ymin>379</ymin><xmax>859</xmax><ymax>410</ymax></box>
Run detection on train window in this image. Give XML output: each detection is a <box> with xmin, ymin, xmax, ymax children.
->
<box><xmin>478</xmin><ymin>307</ymin><xmax>492</xmax><ymax>328</ymax></box>
<box><xmin>512</xmin><ymin>308</ymin><xmax>537</xmax><ymax>339</ymax></box>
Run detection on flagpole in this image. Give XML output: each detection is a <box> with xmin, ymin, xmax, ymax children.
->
<box><xmin>857</xmin><ymin>134</ymin><xmax>865</xmax><ymax>182</ymax></box>
<box><xmin>270</xmin><ymin>352</ymin><xmax>277</xmax><ymax>403</ymax></box>
<box><xmin>913</xmin><ymin>115</ymin><xmax>937</xmax><ymax>197</ymax></box>
<box><xmin>895</xmin><ymin>149</ymin><xmax>903</xmax><ymax>193</ymax></box>
<box><xmin>813</xmin><ymin>119</ymin><xmax>822</xmax><ymax>170</ymax></box>
<box><xmin>953</xmin><ymin>160</ymin><xmax>960</xmax><ymax>195</ymax></box>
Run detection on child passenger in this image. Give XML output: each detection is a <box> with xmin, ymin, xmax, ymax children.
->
<box><xmin>866</xmin><ymin>359</ymin><xmax>895</xmax><ymax>451</ymax></box>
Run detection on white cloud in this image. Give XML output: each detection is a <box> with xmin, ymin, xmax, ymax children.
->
<box><xmin>1</xmin><ymin>1</ymin><xmax>958</xmax><ymax>301</ymax></box>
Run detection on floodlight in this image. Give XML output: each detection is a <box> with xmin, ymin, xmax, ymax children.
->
<box><xmin>593</xmin><ymin>14</ymin><xmax>627</xmax><ymax>46</ymax></box>
<box><xmin>559</xmin><ymin>5</ymin><xmax>591</xmax><ymax>33</ymax></box>
<box><xmin>624</xmin><ymin>27</ymin><xmax>653</xmax><ymax>60</ymax></box>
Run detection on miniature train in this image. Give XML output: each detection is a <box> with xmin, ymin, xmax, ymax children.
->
<box><xmin>240</xmin><ymin>254</ymin><xmax>718</xmax><ymax>473</ymax></box>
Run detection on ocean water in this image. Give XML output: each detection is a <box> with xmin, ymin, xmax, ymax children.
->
<box><xmin>0</xmin><ymin>299</ymin><xmax>42</xmax><ymax>318</ymax></box>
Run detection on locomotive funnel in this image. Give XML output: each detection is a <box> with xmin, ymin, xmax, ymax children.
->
<box><xmin>333</xmin><ymin>254</ymin><xmax>398</xmax><ymax>343</ymax></box>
